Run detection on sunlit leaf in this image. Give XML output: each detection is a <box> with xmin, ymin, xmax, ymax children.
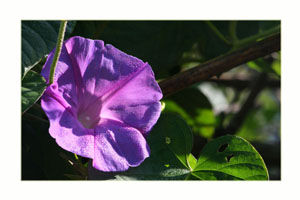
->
<box><xmin>192</xmin><ymin>135</ymin><xmax>269</xmax><ymax>180</ymax></box>
<box><xmin>187</xmin><ymin>154</ymin><xmax>197</xmax><ymax>169</ymax></box>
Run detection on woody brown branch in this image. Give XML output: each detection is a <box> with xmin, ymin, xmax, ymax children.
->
<box><xmin>159</xmin><ymin>33</ymin><xmax>280</xmax><ymax>97</ymax></box>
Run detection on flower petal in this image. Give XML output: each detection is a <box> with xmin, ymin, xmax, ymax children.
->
<box><xmin>41</xmin><ymin>43</ymin><xmax>80</xmax><ymax>111</ymax></box>
<box><xmin>92</xmin><ymin>119</ymin><xmax>150</xmax><ymax>172</ymax></box>
<box><xmin>63</xmin><ymin>36</ymin><xmax>152</xmax><ymax>112</ymax></box>
<box><xmin>41</xmin><ymin>92</ymin><xmax>94</xmax><ymax>159</ymax></box>
<box><xmin>64</xmin><ymin>36</ymin><xmax>145</xmax><ymax>98</ymax></box>
<box><xmin>100</xmin><ymin>63</ymin><xmax>162</xmax><ymax>134</ymax></box>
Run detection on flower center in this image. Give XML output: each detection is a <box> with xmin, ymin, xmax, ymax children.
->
<box><xmin>77</xmin><ymin>99</ymin><xmax>102</xmax><ymax>129</ymax></box>
<box><xmin>78</xmin><ymin>113</ymin><xmax>99</xmax><ymax>129</ymax></box>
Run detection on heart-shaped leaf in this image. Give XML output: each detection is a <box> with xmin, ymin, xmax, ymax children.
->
<box><xmin>154</xmin><ymin>113</ymin><xmax>194</xmax><ymax>169</ymax></box>
<box><xmin>192</xmin><ymin>135</ymin><xmax>269</xmax><ymax>180</ymax></box>
<box><xmin>21</xmin><ymin>21</ymin><xmax>76</xmax><ymax>77</ymax></box>
<box><xmin>22</xmin><ymin>70</ymin><xmax>46</xmax><ymax>113</ymax></box>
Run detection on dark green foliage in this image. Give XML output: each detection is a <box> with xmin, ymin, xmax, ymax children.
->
<box><xmin>163</xmin><ymin>87</ymin><xmax>216</xmax><ymax>138</ymax></box>
<box><xmin>21</xmin><ymin>70</ymin><xmax>46</xmax><ymax>113</ymax></box>
<box><xmin>21</xmin><ymin>20</ymin><xmax>280</xmax><ymax>180</ymax></box>
<box><xmin>21</xmin><ymin>21</ymin><xmax>75</xmax><ymax>77</ymax></box>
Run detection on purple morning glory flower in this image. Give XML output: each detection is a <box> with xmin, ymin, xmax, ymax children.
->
<box><xmin>40</xmin><ymin>36</ymin><xmax>162</xmax><ymax>172</ymax></box>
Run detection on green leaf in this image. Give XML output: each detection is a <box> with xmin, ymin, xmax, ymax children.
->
<box><xmin>21</xmin><ymin>70</ymin><xmax>46</xmax><ymax>113</ymax></box>
<box><xmin>153</xmin><ymin>113</ymin><xmax>194</xmax><ymax>169</ymax></box>
<box><xmin>187</xmin><ymin>154</ymin><xmax>197</xmax><ymax>169</ymax></box>
<box><xmin>164</xmin><ymin>87</ymin><xmax>216</xmax><ymax>138</ymax></box>
<box><xmin>88</xmin><ymin>113</ymin><xmax>193</xmax><ymax>180</ymax></box>
<box><xmin>192</xmin><ymin>135</ymin><xmax>269</xmax><ymax>180</ymax></box>
<box><xmin>21</xmin><ymin>20</ymin><xmax>76</xmax><ymax>77</ymax></box>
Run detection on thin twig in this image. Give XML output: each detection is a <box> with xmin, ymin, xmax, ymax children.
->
<box><xmin>159</xmin><ymin>33</ymin><xmax>280</xmax><ymax>97</ymax></box>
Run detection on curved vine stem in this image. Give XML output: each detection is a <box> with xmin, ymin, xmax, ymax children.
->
<box><xmin>49</xmin><ymin>20</ymin><xmax>67</xmax><ymax>85</ymax></box>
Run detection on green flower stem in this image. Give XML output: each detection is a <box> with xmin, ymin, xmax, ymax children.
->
<box><xmin>49</xmin><ymin>20</ymin><xmax>68</xmax><ymax>85</ymax></box>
